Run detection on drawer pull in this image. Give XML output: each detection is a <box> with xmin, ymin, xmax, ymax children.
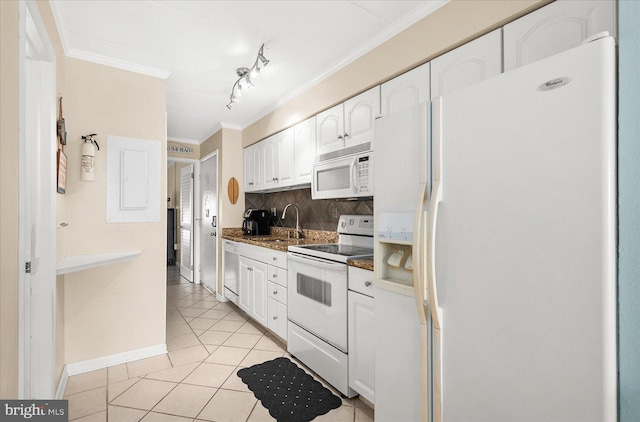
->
<box><xmin>273</xmin><ymin>316</ymin><xmax>278</xmax><ymax>320</ymax></box>
<box><xmin>364</xmin><ymin>281</ymin><xmax>372</xmax><ymax>287</ymax></box>
<box><xmin>272</xmin><ymin>257</ymin><xmax>277</xmax><ymax>261</ymax></box>
<box><xmin>273</xmin><ymin>274</ymin><xmax>277</xmax><ymax>278</ymax></box>
<box><xmin>273</xmin><ymin>290</ymin><xmax>278</xmax><ymax>295</ymax></box>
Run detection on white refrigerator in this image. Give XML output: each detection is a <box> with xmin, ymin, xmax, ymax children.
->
<box><xmin>374</xmin><ymin>35</ymin><xmax>617</xmax><ymax>421</ymax></box>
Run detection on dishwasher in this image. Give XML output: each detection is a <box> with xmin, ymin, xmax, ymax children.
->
<box><xmin>223</xmin><ymin>240</ymin><xmax>239</xmax><ymax>305</ymax></box>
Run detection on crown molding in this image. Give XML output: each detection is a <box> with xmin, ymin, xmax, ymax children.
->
<box><xmin>167</xmin><ymin>137</ymin><xmax>200</xmax><ymax>145</ymax></box>
<box><xmin>241</xmin><ymin>0</ymin><xmax>449</xmax><ymax>129</ymax></box>
<box><xmin>49</xmin><ymin>0</ymin><xmax>171</xmax><ymax>79</ymax></box>
<box><xmin>66</xmin><ymin>49</ymin><xmax>171</xmax><ymax>79</ymax></box>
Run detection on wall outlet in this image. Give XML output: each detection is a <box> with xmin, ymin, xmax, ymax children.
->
<box><xmin>271</xmin><ymin>207</ymin><xmax>277</xmax><ymax>216</ymax></box>
<box><xmin>332</xmin><ymin>206</ymin><xmax>339</xmax><ymax>219</ymax></box>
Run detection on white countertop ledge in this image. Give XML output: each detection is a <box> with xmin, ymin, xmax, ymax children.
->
<box><xmin>56</xmin><ymin>251</ymin><xmax>142</xmax><ymax>275</ymax></box>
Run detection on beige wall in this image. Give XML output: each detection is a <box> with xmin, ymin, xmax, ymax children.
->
<box><xmin>167</xmin><ymin>140</ymin><xmax>200</xmax><ymax>160</ymax></box>
<box><xmin>60</xmin><ymin>58</ymin><xmax>167</xmax><ymax>363</ymax></box>
<box><xmin>200</xmin><ymin>128</ymin><xmax>244</xmax><ymax>293</ymax></box>
<box><xmin>0</xmin><ymin>0</ymin><xmax>20</xmax><ymax>398</ymax></box>
<box><xmin>242</xmin><ymin>0</ymin><xmax>551</xmax><ymax>146</ymax></box>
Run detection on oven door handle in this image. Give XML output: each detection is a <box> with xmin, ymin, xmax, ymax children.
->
<box><xmin>287</xmin><ymin>252</ymin><xmax>347</xmax><ymax>271</ymax></box>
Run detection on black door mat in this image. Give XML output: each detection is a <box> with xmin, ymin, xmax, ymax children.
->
<box><xmin>238</xmin><ymin>357</ymin><xmax>342</xmax><ymax>422</ymax></box>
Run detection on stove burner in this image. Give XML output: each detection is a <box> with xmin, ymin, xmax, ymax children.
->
<box><xmin>295</xmin><ymin>243</ymin><xmax>373</xmax><ymax>257</ymax></box>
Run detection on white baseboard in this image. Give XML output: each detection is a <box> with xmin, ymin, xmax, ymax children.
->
<box><xmin>66</xmin><ymin>343</ymin><xmax>167</xmax><ymax>376</ymax></box>
<box><xmin>216</xmin><ymin>292</ymin><xmax>227</xmax><ymax>302</ymax></box>
<box><xmin>55</xmin><ymin>366</ymin><xmax>68</xmax><ymax>399</ymax></box>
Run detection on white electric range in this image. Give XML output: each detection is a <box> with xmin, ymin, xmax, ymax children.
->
<box><xmin>287</xmin><ymin>215</ymin><xmax>373</xmax><ymax>397</ymax></box>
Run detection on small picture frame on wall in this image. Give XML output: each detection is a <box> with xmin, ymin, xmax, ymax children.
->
<box><xmin>57</xmin><ymin>149</ymin><xmax>67</xmax><ymax>194</ymax></box>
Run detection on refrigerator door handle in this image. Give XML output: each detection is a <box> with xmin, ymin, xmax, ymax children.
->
<box><xmin>413</xmin><ymin>181</ymin><xmax>429</xmax><ymax>325</ymax></box>
<box><xmin>427</xmin><ymin>180</ymin><xmax>443</xmax><ymax>329</ymax></box>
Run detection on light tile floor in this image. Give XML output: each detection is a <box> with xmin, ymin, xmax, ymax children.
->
<box><xmin>64</xmin><ymin>266</ymin><xmax>375</xmax><ymax>422</ymax></box>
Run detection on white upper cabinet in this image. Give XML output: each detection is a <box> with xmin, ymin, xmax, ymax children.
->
<box><xmin>316</xmin><ymin>87</ymin><xmax>380</xmax><ymax>157</ymax></box>
<box><xmin>381</xmin><ymin>62</ymin><xmax>430</xmax><ymax>115</ymax></box>
<box><xmin>276</xmin><ymin>127</ymin><xmax>296</xmax><ymax>187</ymax></box>
<box><xmin>431</xmin><ymin>29</ymin><xmax>502</xmax><ymax>98</ymax></box>
<box><xmin>294</xmin><ymin>117</ymin><xmax>316</xmax><ymax>185</ymax></box>
<box><xmin>344</xmin><ymin>86</ymin><xmax>380</xmax><ymax>150</ymax></box>
<box><xmin>262</xmin><ymin>135</ymin><xmax>278</xmax><ymax>190</ymax></box>
<box><xmin>244</xmin><ymin>142</ymin><xmax>263</xmax><ymax>192</ymax></box>
<box><xmin>503</xmin><ymin>0</ymin><xmax>616</xmax><ymax>71</ymax></box>
<box><xmin>316</xmin><ymin>103</ymin><xmax>344</xmax><ymax>157</ymax></box>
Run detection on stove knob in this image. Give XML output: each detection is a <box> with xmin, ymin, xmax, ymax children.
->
<box><xmin>341</xmin><ymin>221</ymin><xmax>346</xmax><ymax>228</ymax></box>
<box><xmin>349</xmin><ymin>218</ymin><xmax>354</xmax><ymax>225</ymax></box>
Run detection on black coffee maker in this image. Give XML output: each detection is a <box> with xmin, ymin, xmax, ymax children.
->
<box><xmin>242</xmin><ymin>209</ymin><xmax>270</xmax><ymax>236</ymax></box>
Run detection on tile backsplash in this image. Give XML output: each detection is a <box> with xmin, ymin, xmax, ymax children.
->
<box><xmin>245</xmin><ymin>188</ymin><xmax>373</xmax><ymax>232</ymax></box>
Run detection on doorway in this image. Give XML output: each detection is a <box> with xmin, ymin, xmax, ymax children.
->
<box><xmin>167</xmin><ymin>157</ymin><xmax>200</xmax><ymax>284</ymax></box>
<box><xmin>18</xmin><ymin>0</ymin><xmax>57</xmax><ymax>398</ymax></box>
<box><xmin>199</xmin><ymin>152</ymin><xmax>218</xmax><ymax>293</ymax></box>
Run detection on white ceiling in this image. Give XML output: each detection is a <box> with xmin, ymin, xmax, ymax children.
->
<box><xmin>51</xmin><ymin>1</ymin><xmax>446</xmax><ymax>143</ymax></box>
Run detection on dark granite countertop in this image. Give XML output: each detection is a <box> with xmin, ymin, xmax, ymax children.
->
<box><xmin>347</xmin><ymin>257</ymin><xmax>374</xmax><ymax>271</ymax></box>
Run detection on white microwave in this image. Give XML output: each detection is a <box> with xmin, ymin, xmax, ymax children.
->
<box><xmin>311</xmin><ymin>152</ymin><xmax>374</xmax><ymax>199</ymax></box>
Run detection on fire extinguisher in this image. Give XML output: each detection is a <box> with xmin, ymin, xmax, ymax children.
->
<box><xmin>81</xmin><ymin>134</ymin><xmax>99</xmax><ymax>182</ymax></box>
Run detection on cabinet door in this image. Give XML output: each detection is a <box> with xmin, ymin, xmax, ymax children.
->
<box><xmin>243</xmin><ymin>145</ymin><xmax>254</xmax><ymax>192</ymax></box>
<box><xmin>344</xmin><ymin>86</ymin><xmax>380</xmax><ymax>150</ymax></box>
<box><xmin>239</xmin><ymin>257</ymin><xmax>253</xmax><ymax>314</ymax></box>
<box><xmin>503</xmin><ymin>0</ymin><xmax>615</xmax><ymax>71</ymax></box>
<box><xmin>277</xmin><ymin>127</ymin><xmax>296</xmax><ymax>187</ymax></box>
<box><xmin>431</xmin><ymin>29</ymin><xmax>502</xmax><ymax>98</ymax></box>
<box><xmin>294</xmin><ymin>117</ymin><xmax>316</xmax><ymax>185</ymax></box>
<box><xmin>381</xmin><ymin>62</ymin><xmax>430</xmax><ymax>115</ymax></box>
<box><xmin>262</xmin><ymin>136</ymin><xmax>278</xmax><ymax>190</ymax></box>
<box><xmin>252</xmin><ymin>143</ymin><xmax>264</xmax><ymax>191</ymax></box>
<box><xmin>252</xmin><ymin>260</ymin><xmax>268</xmax><ymax>326</ymax></box>
<box><xmin>316</xmin><ymin>103</ymin><xmax>344</xmax><ymax>157</ymax></box>
<box><xmin>348</xmin><ymin>291</ymin><xmax>375</xmax><ymax>403</ymax></box>
<box><xmin>268</xmin><ymin>297</ymin><xmax>288</xmax><ymax>340</ymax></box>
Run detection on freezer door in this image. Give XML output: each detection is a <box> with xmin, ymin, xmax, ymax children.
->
<box><xmin>433</xmin><ymin>37</ymin><xmax>617</xmax><ymax>421</ymax></box>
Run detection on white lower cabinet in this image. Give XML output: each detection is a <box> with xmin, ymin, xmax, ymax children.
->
<box><xmin>348</xmin><ymin>267</ymin><xmax>375</xmax><ymax>404</ymax></box>
<box><xmin>238</xmin><ymin>244</ymin><xmax>288</xmax><ymax>340</ymax></box>
<box><xmin>238</xmin><ymin>256</ymin><xmax>268</xmax><ymax>327</ymax></box>
<box><xmin>268</xmin><ymin>297</ymin><xmax>287</xmax><ymax>340</ymax></box>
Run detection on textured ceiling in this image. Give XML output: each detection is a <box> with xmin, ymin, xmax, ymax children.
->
<box><xmin>51</xmin><ymin>1</ymin><xmax>446</xmax><ymax>143</ymax></box>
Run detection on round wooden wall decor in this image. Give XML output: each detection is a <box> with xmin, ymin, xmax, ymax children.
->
<box><xmin>227</xmin><ymin>177</ymin><xmax>239</xmax><ymax>204</ymax></box>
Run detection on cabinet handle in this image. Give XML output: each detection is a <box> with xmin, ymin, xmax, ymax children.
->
<box><xmin>272</xmin><ymin>257</ymin><xmax>277</xmax><ymax>261</ymax></box>
<box><xmin>273</xmin><ymin>290</ymin><xmax>278</xmax><ymax>295</ymax></box>
<box><xmin>247</xmin><ymin>267</ymin><xmax>253</xmax><ymax>272</ymax></box>
<box><xmin>338</xmin><ymin>135</ymin><xmax>343</xmax><ymax>140</ymax></box>
<box><xmin>364</xmin><ymin>281</ymin><xmax>371</xmax><ymax>287</ymax></box>
<box><xmin>275</xmin><ymin>177</ymin><xmax>279</xmax><ymax>182</ymax></box>
<box><xmin>273</xmin><ymin>274</ymin><xmax>277</xmax><ymax>278</ymax></box>
<box><xmin>273</xmin><ymin>316</ymin><xmax>278</xmax><ymax>320</ymax></box>
<box><xmin>249</xmin><ymin>182</ymin><xmax>254</xmax><ymax>185</ymax></box>
<box><xmin>344</xmin><ymin>133</ymin><xmax>349</xmax><ymax>138</ymax></box>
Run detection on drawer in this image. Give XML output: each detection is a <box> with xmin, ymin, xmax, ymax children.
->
<box><xmin>348</xmin><ymin>266</ymin><xmax>375</xmax><ymax>298</ymax></box>
<box><xmin>268</xmin><ymin>250</ymin><xmax>288</xmax><ymax>270</ymax></box>
<box><xmin>268</xmin><ymin>281</ymin><xmax>287</xmax><ymax>305</ymax></box>
<box><xmin>267</xmin><ymin>297</ymin><xmax>287</xmax><ymax>340</ymax></box>
<box><xmin>268</xmin><ymin>265</ymin><xmax>287</xmax><ymax>287</ymax></box>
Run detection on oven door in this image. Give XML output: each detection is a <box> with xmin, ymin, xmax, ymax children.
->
<box><xmin>287</xmin><ymin>252</ymin><xmax>348</xmax><ymax>352</ymax></box>
<box><xmin>311</xmin><ymin>153</ymin><xmax>373</xmax><ymax>200</ymax></box>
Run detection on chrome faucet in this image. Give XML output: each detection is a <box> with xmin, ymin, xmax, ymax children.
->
<box><xmin>282</xmin><ymin>203</ymin><xmax>303</xmax><ymax>239</ymax></box>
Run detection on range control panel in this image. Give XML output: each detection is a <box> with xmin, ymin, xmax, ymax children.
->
<box><xmin>338</xmin><ymin>215</ymin><xmax>374</xmax><ymax>236</ymax></box>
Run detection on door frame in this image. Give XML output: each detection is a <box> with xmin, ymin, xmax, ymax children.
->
<box><xmin>199</xmin><ymin>150</ymin><xmax>219</xmax><ymax>294</ymax></box>
<box><xmin>18</xmin><ymin>0</ymin><xmax>57</xmax><ymax>398</ymax></box>
<box><xmin>168</xmin><ymin>157</ymin><xmax>200</xmax><ymax>284</ymax></box>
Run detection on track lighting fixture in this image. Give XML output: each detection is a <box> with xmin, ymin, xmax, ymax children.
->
<box><xmin>226</xmin><ymin>44</ymin><xmax>269</xmax><ymax>109</ymax></box>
